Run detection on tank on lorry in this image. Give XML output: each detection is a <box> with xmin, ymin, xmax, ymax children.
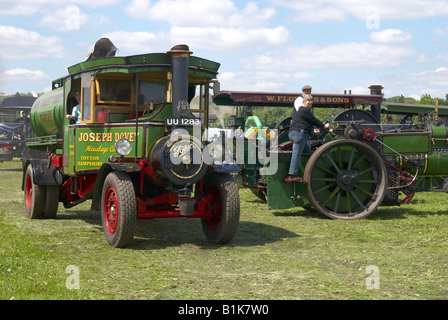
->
<box><xmin>22</xmin><ymin>42</ymin><xmax>240</xmax><ymax>248</ymax></box>
<box><xmin>29</xmin><ymin>88</ymin><xmax>64</xmax><ymax>138</ymax></box>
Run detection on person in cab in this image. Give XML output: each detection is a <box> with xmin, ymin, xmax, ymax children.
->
<box><xmin>284</xmin><ymin>94</ymin><xmax>329</xmax><ymax>183</ymax></box>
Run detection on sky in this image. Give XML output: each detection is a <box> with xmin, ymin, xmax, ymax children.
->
<box><xmin>1</xmin><ymin>0</ymin><xmax>448</xmax><ymax>100</ymax></box>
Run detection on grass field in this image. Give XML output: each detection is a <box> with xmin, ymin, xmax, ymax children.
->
<box><xmin>1</xmin><ymin>159</ymin><xmax>448</xmax><ymax>300</ymax></box>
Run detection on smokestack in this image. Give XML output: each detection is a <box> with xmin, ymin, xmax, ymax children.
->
<box><xmin>369</xmin><ymin>85</ymin><xmax>383</xmax><ymax>96</ymax></box>
<box><xmin>168</xmin><ymin>45</ymin><xmax>193</xmax><ymax>121</ymax></box>
<box><xmin>369</xmin><ymin>85</ymin><xmax>383</xmax><ymax>123</ymax></box>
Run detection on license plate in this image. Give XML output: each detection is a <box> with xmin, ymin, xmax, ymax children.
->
<box><xmin>165</xmin><ymin>118</ymin><xmax>201</xmax><ymax>126</ymax></box>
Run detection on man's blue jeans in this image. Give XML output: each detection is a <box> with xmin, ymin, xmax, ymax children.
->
<box><xmin>288</xmin><ymin>129</ymin><xmax>310</xmax><ymax>176</ymax></box>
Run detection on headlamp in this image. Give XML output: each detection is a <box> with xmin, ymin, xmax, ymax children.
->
<box><xmin>115</xmin><ymin>137</ymin><xmax>132</xmax><ymax>156</ymax></box>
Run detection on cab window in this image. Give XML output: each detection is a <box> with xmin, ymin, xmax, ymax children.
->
<box><xmin>138</xmin><ymin>80</ymin><xmax>165</xmax><ymax>105</ymax></box>
<box><xmin>97</xmin><ymin>78</ymin><xmax>131</xmax><ymax>104</ymax></box>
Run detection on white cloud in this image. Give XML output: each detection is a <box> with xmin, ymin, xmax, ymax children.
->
<box><xmin>375</xmin><ymin>67</ymin><xmax>448</xmax><ymax>98</ymax></box>
<box><xmin>414</xmin><ymin>67</ymin><xmax>448</xmax><ymax>87</ymax></box>
<box><xmin>124</xmin><ymin>1</ymin><xmax>288</xmax><ymax>52</ymax></box>
<box><xmin>102</xmin><ymin>31</ymin><xmax>162</xmax><ymax>55</ymax></box>
<box><xmin>0</xmin><ymin>0</ymin><xmax>121</xmax><ymax>15</ymax></box>
<box><xmin>126</xmin><ymin>0</ymin><xmax>276</xmax><ymax>27</ymax></box>
<box><xmin>125</xmin><ymin>0</ymin><xmax>152</xmax><ymax>19</ymax></box>
<box><xmin>170</xmin><ymin>26</ymin><xmax>290</xmax><ymax>51</ymax></box>
<box><xmin>243</xmin><ymin>41</ymin><xmax>419</xmax><ymax>70</ymax></box>
<box><xmin>0</xmin><ymin>68</ymin><xmax>50</xmax><ymax>82</ymax></box>
<box><xmin>217</xmin><ymin>70</ymin><xmax>313</xmax><ymax>92</ymax></box>
<box><xmin>370</xmin><ymin>29</ymin><xmax>412</xmax><ymax>44</ymax></box>
<box><xmin>100</xmin><ymin>25</ymin><xmax>290</xmax><ymax>54</ymax></box>
<box><xmin>270</xmin><ymin>0</ymin><xmax>448</xmax><ymax>22</ymax></box>
<box><xmin>38</xmin><ymin>5</ymin><xmax>89</xmax><ymax>31</ymax></box>
<box><xmin>0</xmin><ymin>68</ymin><xmax>51</xmax><ymax>94</ymax></box>
<box><xmin>345</xmin><ymin>86</ymin><xmax>370</xmax><ymax>95</ymax></box>
<box><xmin>267</xmin><ymin>1</ymin><xmax>347</xmax><ymax>22</ymax></box>
<box><xmin>0</xmin><ymin>26</ymin><xmax>65</xmax><ymax>59</ymax></box>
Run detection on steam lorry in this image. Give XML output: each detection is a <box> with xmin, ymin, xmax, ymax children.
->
<box><xmin>22</xmin><ymin>44</ymin><xmax>240</xmax><ymax>248</ymax></box>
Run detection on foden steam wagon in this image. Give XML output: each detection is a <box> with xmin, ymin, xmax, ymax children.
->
<box><xmin>214</xmin><ymin>87</ymin><xmax>448</xmax><ymax>220</ymax></box>
<box><xmin>22</xmin><ymin>44</ymin><xmax>240</xmax><ymax>248</ymax></box>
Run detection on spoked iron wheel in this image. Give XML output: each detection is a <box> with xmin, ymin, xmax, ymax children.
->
<box><xmin>303</xmin><ymin>139</ymin><xmax>387</xmax><ymax>220</ymax></box>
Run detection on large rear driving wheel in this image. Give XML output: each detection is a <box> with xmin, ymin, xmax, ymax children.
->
<box><xmin>303</xmin><ymin>139</ymin><xmax>387</xmax><ymax>220</ymax></box>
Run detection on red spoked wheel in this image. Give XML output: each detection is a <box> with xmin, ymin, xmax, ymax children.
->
<box><xmin>201</xmin><ymin>173</ymin><xmax>240</xmax><ymax>244</ymax></box>
<box><xmin>101</xmin><ymin>171</ymin><xmax>136</xmax><ymax>248</ymax></box>
<box><xmin>203</xmin><ymin>185</ymin><xmax>223</xmax><ymax>232</ymax></box>
<box><xmin>24</xmin><ymin>164</ymin><xmax>45</xmax><ymax>219</ymax></box>
<box><xmin>398</xmin><ymin>192</ymin><xmax>415</xmax><ymax>205</ymax></box>
<box><xmin>104</xmin><ymin>185</ymin><xmax>119</xmax><ymax>235</ymax></box>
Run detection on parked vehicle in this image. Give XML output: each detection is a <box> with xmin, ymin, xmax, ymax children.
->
<box><xmin>22</xmin><ymin>43</ymin><xmax>240</xmax><ymax>247</ymax></box>
<box><xmin>214</xmin><ymin>86</ymin><xmax>448</xmax><ymax>220</ymax></box>
<box><xmin>0</xmin><ymin>96</ymin><xmax>35</xmax><ymax>162</ymax></box>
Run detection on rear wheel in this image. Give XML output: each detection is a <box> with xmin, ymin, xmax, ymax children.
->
<box><xmin>24</xmin><ymin>164</ymin><xmax>45</xmax><ymax>219</ymax></box>
<box><xmin>201</xmin><ymin>173</ymin><xmax>240</xmax><ymax>244</ymax></box>
<box><xmin>304</xmin><ymin>139</ymin><xmax>387</xmax><ymax>220</ymax></box>
<box><xmin>101</xmin><ymin>171</ymin><xmax>136</xmax><ymax>248</ymax></box>
<box><xmin>43</xmin><ymin>186</ymin><xmax>59</xmax><ymax>219</ymax></box>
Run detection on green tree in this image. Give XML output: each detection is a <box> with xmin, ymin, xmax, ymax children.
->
<box><xmin>252</xmin><ymin>107</ymin><xmax>291</xmax><ymax>127</ymax></box>
<box><xmin>418</xmin><ymin>94</ymin><xmax>434</xmax><ymax>105</ymax></box>
<box><xmin>385</xmin><ymin>95</ymin><xmax>417</xmax><ymax>104</ymax></box>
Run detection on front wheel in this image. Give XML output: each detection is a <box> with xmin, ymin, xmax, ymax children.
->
<box><xmin>201</xmin><ymin>173</ymin><xmax>240</xmax><ymax>244</ymax></box>
<box><xmin>101</xmin><ymin>171</ymin><xmax>137</xmax><ymax>248</ymax></box>
<box><xmin>303</xmin><ymin>139</ymin><xmax>387</xmax><ymax>220</ymax></box>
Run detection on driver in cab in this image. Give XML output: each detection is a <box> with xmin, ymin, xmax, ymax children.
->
<box><xmin>284</xmin><ymin>94</ymin><xmax>330</xmax><ymax>183</ymax></box>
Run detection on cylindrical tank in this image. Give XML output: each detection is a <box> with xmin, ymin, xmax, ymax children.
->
<box><xmin>398</xmin><ymin>152</ymin><xmax>448</xmax><ymax>176</ymax></box>
<box><xmin>422</xmin><ymin>152</ymin><xmax>448</xmax><ymax>175</ymax></box>
<box><xmin>428</xmin><ymin>123</ymin><xmax>448</xmax><ymax>150</ymax></box>
<box><xmin>30</xmin><ymin>88</ymin><xmax>64</xmax><ymax>138</ymax></box>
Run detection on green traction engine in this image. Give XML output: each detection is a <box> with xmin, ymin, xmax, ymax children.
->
<box><xmin>213</xmin><ymin>87</ymin><xmax>448</xmax><ymax>220</ymax></box>
<box><xmin>22</xmin><ymin>44</ymin><xmax>240</xmax><ymax>248</ymax></box>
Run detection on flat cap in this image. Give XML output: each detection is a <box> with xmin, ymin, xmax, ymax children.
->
<box><xmin>302</xmin><ymin>85</ymin><xmax>312</xmax><ymax>91</ymax></box>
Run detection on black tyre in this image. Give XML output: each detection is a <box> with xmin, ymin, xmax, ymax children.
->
<box><xmin>24</xmin><ymin>164</ymin><xmax>45</xmax><ymax>219</ymax></box>
<box><xmin>201</xmin><ymin>173</ymin><xmax>240</xmax><ymax>244</ymax></box>
<box><xmin>42</xmin><ymin>186</ymin><xmax>59</xmax><ymax>219</ymax></box>
<box><xmin>101</xmin><ymin>171</ymin><xmax>137</xmax><ymax>248</ymax></box>
<box><xmin>304</xmin><ymin>139</ymin><xmax>387</xmax><ymax>220</ymax></box>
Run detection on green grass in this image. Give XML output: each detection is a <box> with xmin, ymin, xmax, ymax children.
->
<box><xmin>1</xmin><ymin>159</ymin><xmax>448</xmax><ymax>300</ymax></box>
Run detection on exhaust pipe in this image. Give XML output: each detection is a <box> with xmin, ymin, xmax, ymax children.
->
<box><xmin>369</xmin><ymin>85</ymin><xmax>383</xmax><ymax>123</ymax></box>
<box><xmin>168</xmin><ymin>44</ymin><xmax>193</xmax><ymax>125</ymax></box>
